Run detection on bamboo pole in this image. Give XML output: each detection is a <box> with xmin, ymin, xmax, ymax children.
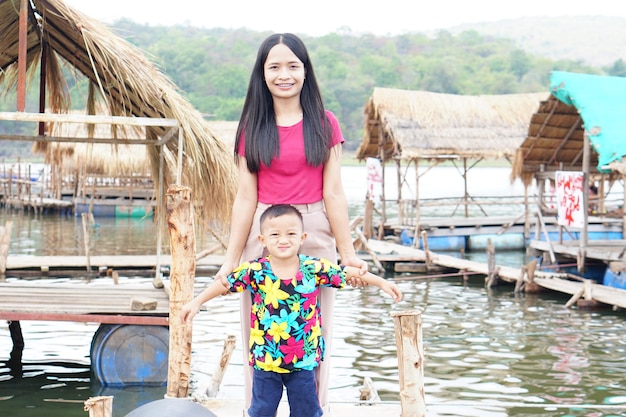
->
<box><xmin>205</xmin><ymin>334</ymin><xmax>237</xmax><ymax>398</ymax></box>
<box><xmin>84</xmin><ymin>396</ymin><xmax>113</xmax><ymax>417</ymax></box>
<box><xmin>81</xmin><ymin>213</ymin><xmax>91</xmax><ymax>275</ymax></box>
<box><xmin>391</xmin><ymin>309</ymin><xmax>426</xmax><ymax>417</ymax></box>
<box><xmin>485</xmin><ymin>238</ymin><xmax>499</xmax><ymax>287</ymax></box>
<box><xmin>17</xmin><ymin>0</ymin><xmax>27</xmax><ymax>111</ymax></box>
<box><xmin>580</xmin><ymin>133</ymin><xmax>590</xmax><ymax>271</ymax></box>
<box><xmin>420</xmin><ymin>230</ymin><xmax>431</xmax><ymax>268</ymax></box>
<box><xmin>166</xmin><ymin>185</ymin><xmax>195</xmax><ymax>398</ymax></box>
<box><xmin>363</xmin><ymin>198</ymin><xmax>373</xmax><ymax>240</ymax></box>
<box><xmin>0</xmin><ymin>221</ymin><xmax>13</xmax><ymax>278</ymax></box>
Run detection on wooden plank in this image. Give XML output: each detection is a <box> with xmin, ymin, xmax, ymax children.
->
<box><xmin>199</xmin><ymin>398</ymin><xmax>401</xmax><ymax>417</ymax></box>
<box><xmin>0</xmin><ymin>111</ymin><xmax>178</xmax><ymax>127</ymax></box>
<box><xmin>6</xmin><ymin>254</ymin><xmax>225</xmax><ymax>270</ymax></box>
<box><xmin>0</xmin><ymin>312</ymin><xmax>168</xmax><ymax>325</ymax></box>
<box><xmin>534</xmin><ymin>276</ymin><xmax>626</xmax><ymax>308</ymax></box>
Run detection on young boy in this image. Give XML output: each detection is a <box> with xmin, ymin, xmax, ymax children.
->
<box><xmin>181</xmin><ymin>204</ymin><xmax>402</xmax><ymax>417</ymax></box>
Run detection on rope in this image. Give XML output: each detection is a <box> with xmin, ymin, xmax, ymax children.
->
<box><xmin>393</xmin><ymin>270</ymin><xmax>485</xmax><ymax>280</ymax></box>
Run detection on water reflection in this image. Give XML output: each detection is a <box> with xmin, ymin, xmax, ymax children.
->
<box><xmin>2</xmin><ymin>197</ymin><xmax>626</xmax><ymax>416</ymax></box>
<box><xmin>2</xmin><ymin>275</ymin><xmax>626</xmax><ymax>416</ymax></box>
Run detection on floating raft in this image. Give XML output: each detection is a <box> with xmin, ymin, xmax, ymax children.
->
<box><xmin>366</xmin><ymin>239</ymin><xmax>626</xmax><ymax>309</ymax></box>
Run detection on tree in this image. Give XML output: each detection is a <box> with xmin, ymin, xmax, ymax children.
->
<box><xmin>606</xmin><ymin>59</ymin><xmax>626</xmax><ymax>77</ymax></box>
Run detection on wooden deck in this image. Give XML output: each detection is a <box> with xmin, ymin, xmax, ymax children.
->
<box><xmin>5</xmin><ymin>254</ymin><xmax>225</xmax><ymax>272</ymax></box>
<box><xmin>199</xmin><ymin>398</ymin><xmax>402</xmax><ymax>416</ymax></box>
<box><xmin>3</xmin><ymin>238</ymin><xmax>626</xmax><ymax>316</ymax></box>
<box><xmin>367</xmin><ymin>239</ymin><xmax>626</xmax><ymax>309</ymax></box>
<box><xmin>530</xmin><ymin>239</ymin><xmax>626</xmax><ymax>262</ymax></box>
<box><xmin>2</xmin><ymin>196</ymin><xmax>73</xmax><ymax>213</ymax></box>
<box><xmin>0</xmin><ymin>278</ymin><xmax>172</xmax><ymax>325</ymax></box>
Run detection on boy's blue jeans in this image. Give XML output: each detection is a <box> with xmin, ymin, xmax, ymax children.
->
<box><xmin>248</xmin><ymin>369</ymin><xmax>323</xmax><ymax>417</ymax></box>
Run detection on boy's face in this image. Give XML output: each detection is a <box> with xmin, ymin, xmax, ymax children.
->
<box><xmin>258</xmin><ymin>213</ymin><xmax>306</xmax><ymax>260</ymax></box>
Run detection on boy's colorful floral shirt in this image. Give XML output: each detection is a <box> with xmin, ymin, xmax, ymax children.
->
<box><xmin>227</xmin><ymin>254</ymin><xmax>346</xmax><ymax>373</ymax></box>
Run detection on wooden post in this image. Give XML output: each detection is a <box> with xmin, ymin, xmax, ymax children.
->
<box><xmin>166</xmin><ymin>185</ymin><xmax>195</xmax><ymax>398</ymax></box>
<box><xmin>576</xmin><ymin>133</ymin><xmax>590</xmax><ymax>281</ymax></box>
<box><xmin>363</xmin><ymin>198</ymin><xmax>373</xmax><ymax>240</ymax></box>
<box><xmin>391</xmin><ymin>310</ymin><xmax>426</xmax><ymax>417</ymax></box>
<box><xmin>81</xmin><ymin>213</ymin><xmax>91</xmax><ymax>275</ymax></box>
<box><xmin>84</xmin><ymin>396</ymin><xmax>113</xmax><ymax>417</ymax></box>
<box><xmin>205</xmin><ymin>334</ymin><xmax>237</xmax><ymax>398</ymax></box>
<box><xmin>0</xmin><ymin>221</ymin><xmax>13</xmax><ymax>278</ymax></box>
<box><xmin>485</xmin><ymin>238</ymin><xmax>498</xmax><ymax>287</ymax></box>
<box><xmin>17</xmin><ymin>0</ymin><xmax>28</xmax><ymax>112</ymax></box>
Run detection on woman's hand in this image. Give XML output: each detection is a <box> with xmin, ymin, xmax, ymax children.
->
<box><xmin>343</xmin><ymin>255</ymin><xmax>369</xmax><ymax>287</ymax></box>
<box><xmin>215</xmin><ymin>264</ymin><xmax>235</xmax><ymax>295</ymax></box>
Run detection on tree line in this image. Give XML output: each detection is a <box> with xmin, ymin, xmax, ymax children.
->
<box><xmin>3</xmin><ymin>21</ymin><xmax>623</xmax><ymax>157</ymax></box>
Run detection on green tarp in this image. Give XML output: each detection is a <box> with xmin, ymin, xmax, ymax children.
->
<box><xmin>550</xmin><ymin>71</ymin><xmax>626</xmax><ymax>171</ymax></box>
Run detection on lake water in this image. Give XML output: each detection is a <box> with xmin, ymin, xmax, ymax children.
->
<box><xmin>1</xmin><ymin>166</ymin><xmax>626</xmax><ymax>417</ymax></box>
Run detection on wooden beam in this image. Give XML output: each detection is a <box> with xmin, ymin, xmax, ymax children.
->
<box><xmin>0</xmin><ymin>312</ymin><xmax>168</xmax><ymax>326</ymax></box>
<box><xmin>17</xmin><ymin>0</ymin><xmax>28</xmax><ymax>111</ymax></box>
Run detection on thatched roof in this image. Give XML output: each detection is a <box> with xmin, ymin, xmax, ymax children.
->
<box><xmin>0</xmin><ymin>0</ymin><xmax>237</xmax><ymax>227</ymax></box>
<box><xmin>356</xmin><ymin>87</ymin><xmax>547</xmax><ymax>162</ymax></box>
<box><xmin>512</xmin><ymin>71</ymin><xmax>626</xmax><ymax>185</ymax></box>
<box><xmin>44</xmin><ymin>119</ymin><xmax>151</xmax><ymax>176</ymax></box>
<box><xmin>43</xmin><ymin>120</ymin><xmax>239</xmax><ymax>179</ymax></box>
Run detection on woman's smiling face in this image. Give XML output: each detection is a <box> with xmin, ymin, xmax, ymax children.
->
<box><xmin>263</xmin><ymin>43</ymin><xmax>305</xmax><ymax>101</ymax></box>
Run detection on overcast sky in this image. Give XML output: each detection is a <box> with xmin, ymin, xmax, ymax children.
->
<box><xmin>64</xmin><ymin>0</ymin><xmax>626</xmax><ymax>36</ymax></box>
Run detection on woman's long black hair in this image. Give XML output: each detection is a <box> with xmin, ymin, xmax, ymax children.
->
<box><xmin>234</xmin><ymin>33</ymin><xmax>332</xmax><ymax>173</ymax></box>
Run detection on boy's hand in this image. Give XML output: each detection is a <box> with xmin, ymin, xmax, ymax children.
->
<box><xmin>383</xmin><ymin>282</ymin><xmax>403</xmax><ymax>303</ymax></box>
<box><xmin>180</xmin><ymin>301</ymin><xmax>200</xmax><ymax>324</ymax></box>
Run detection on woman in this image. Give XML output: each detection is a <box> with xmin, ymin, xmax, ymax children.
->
<box><xmin>215</xmin><ymin>33</ymin><xmax>367</xmax><ymax>415</ymax></box>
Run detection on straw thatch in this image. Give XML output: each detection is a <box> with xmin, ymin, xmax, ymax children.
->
<box><xmin>43</xmin><ymin>118</ymin><xmax>240</xmax><ymax>178</ymax></box>
<box><xmin>356</xmin><ymin>87</ymin><xmax>548</xmax><ymax>162</ymax></box>
<box><xmin>44</xmin><ymin>120</ymin><xmax>151</xmax><ymax>176</ymax></box>
<box><xmin>0</xmin><ymin>0</ymin><xmax>237</xmax><ymax>229</ymax></box>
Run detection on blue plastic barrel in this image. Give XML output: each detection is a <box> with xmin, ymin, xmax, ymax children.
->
<box><xmin>90</xmin><ymin>324</ymin><xmax>169</xmax><ymax>386</ymax></box>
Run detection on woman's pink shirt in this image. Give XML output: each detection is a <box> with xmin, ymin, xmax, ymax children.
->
<box><xmin>238</xmin><ymin>110</ymin><xmax>344</xmax><ymax>204</ymax></box>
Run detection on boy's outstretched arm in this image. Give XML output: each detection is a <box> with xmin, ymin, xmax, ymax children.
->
<box><xmin>343</xmin><ymin>266</ymin><xmax>403</xmax><ymax>302</ymax></box>
<box><xmin>180</xmin><ymin>276</ymin><xmax>230</xmax><ymax>323</ymax></box>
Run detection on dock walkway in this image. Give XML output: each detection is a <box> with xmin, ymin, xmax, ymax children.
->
<box><xmin>367</xmin><ymin>239</ymin><xmax>626</xmax><ymax>309</ymax></box>
<box><xmin>199</xmin><ymin>398</ymin><xmax>401</xmax><ymax>416</ymax></box>
<box><xmin>4</xmin><ymin>238</ymin><xmax>626</xmax><ymax>312</ymax></box>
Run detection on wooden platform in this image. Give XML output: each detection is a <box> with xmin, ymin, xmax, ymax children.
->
<box><xmin>2</xmin><ymin>196</ymin><xmax>73</xmax><ymax>212</ymax></box>
<box><xmin>4</xmin><ymin>239</ymin><xmax>626</xmax><ymax>313</ymax></box>
<box><xmin>368</xmin><ymin>239</ymin><xmax>626</xmax><ymax>309</ymax></box>
<box><xmin>4</xmin><ymin>251</ymin><xmax>424</xmax><ymax>274</ymax></box>
<box><xmin>530</xmin><ymin>239</ymin><xmax>626</xmax><ymax>262</ymax></box>
<box><xmin>199</xmin><ymin>398</ymin><xmax>402</xmax><ymax>417</ymax></box>
<box><xmin>5</xmin><ymin>254</ymin><xmax>225</xmax><ymax>272</ymax></box>
<box><xmin>0</xmin><ymin>278</ymin><xmax>181</xmax><ymax>326</ymax></box>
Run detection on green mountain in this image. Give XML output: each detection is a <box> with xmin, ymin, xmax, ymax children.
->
<box><xmin>449</xmin><ymin>15</ymin><xmax>626</xmax><ymax>67</ymax></box>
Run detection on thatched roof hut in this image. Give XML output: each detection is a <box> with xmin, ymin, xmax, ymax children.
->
<box><xmin>355</xmin><ymin>87</ymin><xmax>547</xmax><ymax>228</ymax></box>
<box><xmin>510</xmin><ymin>71</ymin><xmax>626</xmax><ymax>238</ymax></box>
<box><xmin>356</xmin><ymin>88</ymin><xmax>547</xmax><ymax>162</ymax></box>
<box><xmin>512</xmin><ymin>71</ymin><xmax>626</xmax><ymax>186</ymax></box>
<box><xmin>0</xmin><ymin>0</ymin><xmax>237</xmax><ymax>229</ymax></box>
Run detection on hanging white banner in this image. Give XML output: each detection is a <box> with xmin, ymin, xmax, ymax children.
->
<box><xmin>365</xmin><ymin>157</ymin><xmax>383</xmax><ymax>202</ymax></box>
<box><xmin>555</xmin><ymin>171</ymin><xmax>584</xmax><ymax>229</ymax></box>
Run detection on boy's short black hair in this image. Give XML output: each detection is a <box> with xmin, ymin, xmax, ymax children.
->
<box><xmin>259</xmin><ymin>204</ymin><xmax>303</xmax><ymax>231</ymax></box>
